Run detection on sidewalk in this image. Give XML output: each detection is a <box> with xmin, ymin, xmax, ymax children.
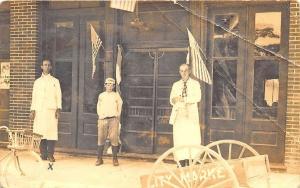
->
<box><xmin>0</xmin><ymin>149</ymin><xmax>299</xmax><ymax>188</ymax></box>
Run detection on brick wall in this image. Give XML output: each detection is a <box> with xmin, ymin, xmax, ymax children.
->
<box><xmin>9</xmin><ymin>1</ymin><xmax>40</xmax><ymax>129</ymax></box>
<box><xmin>286</xmin><ymin>0</ymin><xmax>300</xmax><ymax>173</ymax></box>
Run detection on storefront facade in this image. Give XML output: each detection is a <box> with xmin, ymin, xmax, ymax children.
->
<box><xmin>0</xmin><ymin>0</ymin><xmax>299</xmax><ymax>172</ymax></box>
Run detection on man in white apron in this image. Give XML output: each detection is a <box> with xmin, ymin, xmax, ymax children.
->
<box><xmin>30</xmin><ymin>60</ymin><xmax>62</xmax><ymax>162</ymax></box>
<box><xmin>169</xmin><ymin>64</ymin><xmax>201</xmax><ymax>167</ymax></box>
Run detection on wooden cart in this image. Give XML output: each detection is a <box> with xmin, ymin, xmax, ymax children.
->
<box><xmin>141</xmin><ymin>140</ymin><xmax>271</xmax><ymax>188</ymax></box>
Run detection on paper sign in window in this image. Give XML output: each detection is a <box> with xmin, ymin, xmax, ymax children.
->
<box><xmin>264</xmin><ymin>79</ymin><xmax>279</xmax><ymax>107</ymax></box>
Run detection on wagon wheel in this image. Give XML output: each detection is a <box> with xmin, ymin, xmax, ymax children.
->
<box><xmin>207</xmin><ymin>140</ymin><xmax>271</xmax><ymax>188</ymax></box>
<box><xmin>206</xmin><ymin>140</ymin><xmax>259</xmax><ymax>160</ymax></box>
<box><xmin>147</xmin><ymin>145</ymin><xmax>239</xmax><ymax>188</ymax></box>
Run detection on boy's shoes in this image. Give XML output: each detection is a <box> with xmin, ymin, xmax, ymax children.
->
<box><xmin>95</xmin><ymin>158</ymin><xmax>104</xmax><ymax>166</ymax></box>
<box><xmin>113</xmin><ymin>158</ymin><xmax>119</xmax><ymax>166</ymax></box>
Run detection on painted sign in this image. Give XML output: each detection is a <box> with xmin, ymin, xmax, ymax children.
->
<box><xmin>0</xmin><ymin>62</ymin><xmax>9</xmax><ymax>89</ymax></box>
<box><xmin>140</xmin><ymin>162</ymin><xmax>233</xmax><ymax>188</ymax></box>
<box><xmin>140</xmin><ymin>155</ymin><xmax>269</xmax><ymax>188</ymax></box>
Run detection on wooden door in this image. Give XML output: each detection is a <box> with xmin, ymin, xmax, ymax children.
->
<box><xmin>46</xmin><ymin>11</ymin><xmax>105</xmax><ymax>150</ymax></box>
<box><xmin>77</xmin><ymin>16</ymin><xmax>105</xmax><ymax>150</ymax></box>
<box><xmin>121</xmin><ymin>48</ymin><xmax>186</xmax><ymax>154</ymax></box>
<box><xmin>244</xmin><ymin>4</ymin><xmax>288</xmax><ymax>163</ymax></box>
<box><xmin>205</xmin><ymin>4</ymin><xmax>288</xmax><ymax>163</ymax></box>
<box><xmin>206</xmin><ymin>7</ymin><xmax>247</xmax><ymax>143</ymax></box>
<box><xmin>46</xmin><ymin>16</ymin><xmax>79</xmax><ymax>148</ymax></box>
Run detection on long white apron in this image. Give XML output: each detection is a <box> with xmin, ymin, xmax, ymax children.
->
<box><xmin>33</xmin><ymin>109</ymin><xmax>58</xmax><ymax>140</ymax></box>
<box><xmin>173</xmin><ymin>108</ymin><xmax>201</xmax><ymax>161</ymax></box>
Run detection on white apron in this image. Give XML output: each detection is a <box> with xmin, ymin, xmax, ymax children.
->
<box><xmin>33</xmin><ymin>109</ymin><xmax>58</xmax><ymax>140</ymax></box>
<box><xmin>173</xmin><ymin>107</ymin><xmax>201</xmax><ymax>161</ymax></box>
<box><xmin>169</xmin><ymin>78</ymin><xmax>202</xmax><ymax>161</ymax></box>
<box><xmin>31</xmin><ymin>74</ymin><xmax>62</xmax><ymax>140</ymax></box>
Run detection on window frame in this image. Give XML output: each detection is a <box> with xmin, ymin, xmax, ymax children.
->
<box><xmin>0</xmin><ymin>11</ymin><xmax>10</xmax><ymax>61</ymax></box>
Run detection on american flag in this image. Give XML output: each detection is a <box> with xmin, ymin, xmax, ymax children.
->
<box><xmin>90</xmin><ymin>24</ymin><xmax>102</xmax><ymax>79</ymax></box>
<box><xmin>186</xmin><ymin>28</ymin><xmax>212</xmax><ymax>85</ymax></box>
<box><xmin>110</xmin><ymin>0</ymin><xmax>137</xmax><ymax>12</ymax></box>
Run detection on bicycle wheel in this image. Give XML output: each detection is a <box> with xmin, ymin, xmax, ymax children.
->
<box><xmin>3</xmin><ymin>150</ymin><xmax>46</xmax><ymax>188</ymax></box>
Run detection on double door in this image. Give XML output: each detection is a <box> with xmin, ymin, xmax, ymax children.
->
<box><xmin>205</xmin><ymin>5</ymin><xmax>288</xmax><ymax>163</ymax></box>
<box><xmin>45</xmin><ymin>12</ymin><xmax>106</xmax><ymax>150</ymax></box>
<box><xmin>121</xmin><ymin>48</ymin><xmax>187</xmax><ymax>154</ymax></box>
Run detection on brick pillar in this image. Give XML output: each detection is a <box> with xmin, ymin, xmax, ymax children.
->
<box><xmin>9</xmin><ymin>1</ymin><xmax>40</xmax><ymax>129</ymax></box>
<box><xmin>285</xmin><ymin>0</ymin><xmax>300</xmax><ymax>173</ymax></box>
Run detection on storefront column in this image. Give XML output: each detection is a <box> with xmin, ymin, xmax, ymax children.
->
<box><xmin>9</xmin><ymin>0</ymin><xmax>40</xmax><ymax>129</ymax></box>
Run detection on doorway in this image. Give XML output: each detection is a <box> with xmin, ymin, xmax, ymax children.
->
<box><xmin>121</xmin><ymin>48</ymin><xmax>188</xmax><ymax>154</ymax></box>
<box><xmin>45</xmin><ymin>11</ymin><xmax>105</xmax><ymax>150</ymax></box>
<box><xmin>205</xmin><ymin>4</ymin><xmax>288</xmax><ymax>163</ymax></box>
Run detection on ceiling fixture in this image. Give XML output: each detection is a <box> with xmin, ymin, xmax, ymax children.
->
<box><xmin>130</xmin><ymin>2</ymin><xmax>150</xmax><ymax>31</ymax></box>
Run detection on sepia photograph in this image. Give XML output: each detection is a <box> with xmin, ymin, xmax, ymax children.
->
<box><xmin>0</xmin><ymin>0</ymin><xmax>299</xmax><ymax>187</ymax></box>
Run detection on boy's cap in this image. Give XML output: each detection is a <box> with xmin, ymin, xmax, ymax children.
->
<box><xmin>105</xmin><ymin>78</ymin><xmax>115</xmax><ymax>84</ymax></box>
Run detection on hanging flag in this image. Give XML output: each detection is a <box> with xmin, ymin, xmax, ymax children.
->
<box><xmin>110</xmin><ymin>0</ymin><xmax>137</xmax><ymax>12</ymax></box>
<box><xmin>90</xmin><ymin>24</ymin><xmax>102</xmax><ymax>79</ymax></box>
<box><xmin>186</xmin><ymin>28</ymin><xmax>212</xmax><ymax>85</ymax></box>
<box><xmin>107</xmin><ymin>45</ymin><xmax>124</xmax><ymax>154</ymax></box>
<box><xmin>116</xmin><ymin>45</ymin><xmax>123</xmax><ymax>150</ymax></box>
<box><xmin>115</xmin><ymin>45</ymin><xmax>123</xmax><ymax>94</ymax></box>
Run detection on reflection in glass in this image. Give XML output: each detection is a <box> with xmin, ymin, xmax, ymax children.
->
<box><xmin>214</xmin><ymin>14</ymin><xmax>239</xmax><ymax>57</ymax></box>
<box><xmin>55</xmin><ymin>62</ymin><xmax>72</xmax><ymax>112</ymax></box>
<box><xmin>253</xmin><ymin>60</ymin><xmax>279</xmax><ymax>119</ymax></box>
<box><xmin>0</xmin><ymin>24</ymin><xmax>9</xmax><ymax>59</ymax></box>
<box><xmin>84</xmin><ymin>21</ymin><xmax>104</xmax><ymax>113</ymax></box>
<box><xmin>55</xmin><ymin>22</ymin><xmax>74</xmax><ymax>59</ymax></box>
<box><xmin>212</xmin><ymin>60</ymin><xmax>237</xmax><ymax>119</ymax></box>
<box><xmin>255</xmin><ymin>12</ymin><xmax>281</xmax><ymax>56</ymax></box>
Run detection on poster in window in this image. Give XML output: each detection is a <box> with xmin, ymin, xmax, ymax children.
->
<box><xmin>0</xmin><ymin>62</ymin><xmax>10</xmax><ymax>89</ymax></box>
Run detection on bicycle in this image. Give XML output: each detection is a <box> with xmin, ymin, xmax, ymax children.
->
<box><xmin>0</xmin><ymin>126</ymin><xmax>46</xmax><ymax>188</ymax></box>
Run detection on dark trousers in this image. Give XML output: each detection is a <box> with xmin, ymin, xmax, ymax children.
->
<box><xmin>40</xmin><ymin>139</ymin><xmax>56</xmax><ymax>158</ymax></box>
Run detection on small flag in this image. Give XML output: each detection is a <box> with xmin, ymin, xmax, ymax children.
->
<box><xmin>115</xmin><ymin>45</ymin><xmax>123</xmax><ymax>149</ymax></box>
<box><xmin>187</xmin><ymin>28</ymin><xmax>212</xmax><ymax>85</ymax></box>
<box><xmin>90</xmin><ymin>24</ymin><xmax>102</xmax><ymax>79</ymax></box>
<box><xmin>110</xmin><ymin>0</ymin><xmax>137</xmax><ymax>12</ymax></box>
<box><xmin>115</xmin><ymin>45</ymin><xmax>123</xmax><ymax>94</ymax></box>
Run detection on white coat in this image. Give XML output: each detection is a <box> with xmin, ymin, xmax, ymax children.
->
<box><xmin>31</xmin><ymin>74</ymin><xmax>62</xmax><ymax>140</ymax></box>
<box><xmin>169</xmin><ymin>78</ymin><xmax>201</xmax><ymax>160</ymax></box>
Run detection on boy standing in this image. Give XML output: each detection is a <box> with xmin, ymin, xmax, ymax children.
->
<box><xmin>96</xmin><ymin>78</ymin><xmax>123</xmax><ymax>166</ymax></box>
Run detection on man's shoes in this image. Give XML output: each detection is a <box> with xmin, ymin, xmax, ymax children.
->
<box><xmin>178</xmin><ymin>160</ymin><xmax>187</xmax><ymax>167</ymax></box>
<box><xmin>113</xmin><ymin>158</ymin><xmax>119</xmax><ymax>166</ymax></box>
<box><xmin>40</xmin><ymin>155</ymin><xmax>47</xmax><ymax>161</ymax></box>
<box><xmin>48</xmin><ymin>156</ymin><xmax>56</xmax><ymax>162</ymax></box>
<box><xmin>95</xmin><ymin>158</ymin><xmax>103</xmax><ymax>166</ymax></box>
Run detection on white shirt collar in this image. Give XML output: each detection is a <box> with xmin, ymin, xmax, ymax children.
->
<box><xmin>181</xmin><ymin>77</ymin><xmax>190</xmax><ymax>83</ymax></box>
<box><xmin>41</xmin><ymin>73</ymin><xmax>51</xmax><ymax>78</ymax></box>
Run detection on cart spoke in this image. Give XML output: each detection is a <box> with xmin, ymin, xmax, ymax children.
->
<box><xmin>160</xmin><ymin>163</ymin><xmax>186</xmax><ymax>187</ymax></box>
<box><xmin>228</xmin><ymin>143</ymin><xmax>232</xmax><ymax>160</ymax></box>
<box><xmin>238</xmin><ymin>146</ymin><xmax>246</xmax><ymax>159</ymax></box>
<box><xmin>216</xmin><ymin>145</ymin><xmax>222</xmax><ymax>158</ymax></box>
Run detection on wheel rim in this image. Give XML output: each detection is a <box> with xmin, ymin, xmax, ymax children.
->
<box><xmin>3</xmin><ymin>151</ymin><xmax>46</xmax><ymax>188</ymax></box>
<box><xmin>206</xmin><ymin>140</ymin><xmax>259</xmax><ymax>160</ymax></box>
<box><xmin>147</xmin><ymin>145</ymin><xmax>239</xmax><ymax>188</ymax></box>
